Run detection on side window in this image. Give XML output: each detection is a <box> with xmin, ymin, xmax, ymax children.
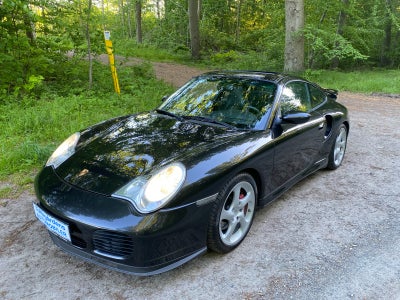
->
<box><xmin>280</xmin><ymin>82</ymin><xmax>311</xmax><ymax>115</ymax></box>
<box><xmin>309</xmin><ymin>84</ymin><xmax>326</xmax><ymax>108</ymax></box>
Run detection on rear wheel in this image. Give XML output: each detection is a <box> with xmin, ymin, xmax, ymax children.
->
<box><xmin>207</xmin><ymin>173</ymin><xmax>257</xmax><ymax>253</ymax></box>
<box><xmin>327</xmin><ymin>124</ymin><xmax>348</xmax><ymax>170</ymax></box>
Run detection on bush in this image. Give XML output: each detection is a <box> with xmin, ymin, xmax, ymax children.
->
<box><xmin>0</xmin><ymin>62</ymin><xmax>174</xmax><ymax>179</ymax></box>
<box><xmin>210</xmin><ymin>50</ymin><xmax>240</xmax><ymax>64</ymax></box>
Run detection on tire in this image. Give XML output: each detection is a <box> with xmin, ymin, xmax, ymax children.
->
<box><xmin>327</xmin><ymin>124</ymin><xmax>348</xmax><ymax>170</ymax></box>
<box><xmin>207</xmin><ymin>173</ymin><xmax>257</xmax><ymax>253</ymax></box>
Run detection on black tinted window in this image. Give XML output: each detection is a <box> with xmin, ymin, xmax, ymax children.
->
<box><xmin>309</xmin><ymin>84</ymin><xmax>326</xmax><ymax>108</ymax></box>
<box><xmin>159</xmin><ymin>76</ymin><xmax>277</xmax><ymax>129</ymax></box>
<box><xmin>280</xmin><ymin>82</ymin><xmax>311</xmax><ymax>114</ymax></box>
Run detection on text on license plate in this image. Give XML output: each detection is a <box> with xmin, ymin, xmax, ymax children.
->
<box><xmin>33</xmin><ymin>203</ymin><xmax>71</xmax><ymax>242</ymax></box>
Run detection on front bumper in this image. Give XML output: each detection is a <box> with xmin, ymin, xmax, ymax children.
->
<box><xmin>34</xmin><ymin>166</ymin><xmax>210</xmax><ymax>275</ymax></box>
<box><xmin>49</xmin><ymin>233</ymin><xmax>206</xmax><ymax>275</ymax></box>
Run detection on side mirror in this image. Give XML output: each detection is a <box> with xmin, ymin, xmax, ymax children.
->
<box><xmin>161</xmin><ymin>95</ymin><xmax>169</xmax><ymax>102</ymax></box>
<box><xmin>282</xmin><ymin>112</ymin><xmax>311</xmax><ymax>124</ymax></box>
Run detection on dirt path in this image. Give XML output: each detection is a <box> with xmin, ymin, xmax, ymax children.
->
<box><xmin>152</xmin><ymin>61</ymin><xmax>205</xmax><ymax>87</ymax></box>
<box><xmin>98</xmin><ymin>54</ymin><xmax>205</xmax><ymax>87</ymax></box>
<box><xmin>1</xmin><ymin>62</ymin><xmax>399</xmax><ymax>300</ymax></box>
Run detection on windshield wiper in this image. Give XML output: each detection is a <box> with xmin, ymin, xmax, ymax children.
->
<box><xmin>182</xmin><ymin>115</ymin><xmax>237</xmax><ymax>130</ymax></box>
<box><xmin>156</xmin><ymin>109</ymin><xmax>184</xmax><ymax>121</ymax></box>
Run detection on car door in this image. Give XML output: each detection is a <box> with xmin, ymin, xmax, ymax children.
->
<box><xmin>271</xmin><ymin>81</ymin><xmax>326</xmax><ymax>190</ymax></box>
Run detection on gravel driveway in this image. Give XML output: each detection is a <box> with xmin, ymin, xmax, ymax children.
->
<box><xmin>0</xmin><ymin>73</ymin><xmax>399</xmax><ymax>299</ymax></box>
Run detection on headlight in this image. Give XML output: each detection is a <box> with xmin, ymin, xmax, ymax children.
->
<box><xmin>46</xmin><ymin>132</ymin><xmax>80</xmax><ymax>169</ymax></box>
<box><xmin>113</xmin><ymin>162</ymin><xmax>186</xmax><ymax>213</ymax></box>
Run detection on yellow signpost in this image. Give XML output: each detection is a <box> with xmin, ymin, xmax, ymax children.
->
<box><xmin>104</xmin><ymin>31</ymin><xmax>120</xmax><ymax>94</ymax></box>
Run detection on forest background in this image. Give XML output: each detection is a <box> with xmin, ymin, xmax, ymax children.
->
<box><xmin>0</xmin><ymin>0</ymin><xmax>400</xmax><ymax>187</ymax></box>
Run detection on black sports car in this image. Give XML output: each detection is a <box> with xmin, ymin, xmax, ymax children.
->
<box><xmin>33</xmin><ymin>71</ymin><xmax>349</xmax><ymax>275</ymax></box>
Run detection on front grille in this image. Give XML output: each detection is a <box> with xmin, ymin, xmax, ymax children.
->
<box><xmin>92</xmin><ymin>230</ymin><xmax>134</xmax><ymax>258</ymax></box>
<box><xmin>69</xmin><ymin>223</ymin><xmax>87</xmax><ymax>248</ymax></box>
<box><xmin>71</xmin><ymin>236</ymin><xmax>87</xmax><ymax>248</ymax></box>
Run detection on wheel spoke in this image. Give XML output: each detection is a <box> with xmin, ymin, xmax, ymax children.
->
<box><xmin>231</xmin><ymin>185</ymin><xmax>242</xmax><ymax>209</ymax></box>
<box><xmin>229</xmin><ymin>229</ymin><xmax>242</xmax><ymax>244</ymax></box>
<box><xmin>238</xmin><ymin>210</ymin><xmax>251</xmax><ymax>226</ymax></box>
<box><xmin>220</xmin><ymin>207</ymin><xmax>235</xmax><ymax>223</ymax></box>
<box><xmin>221</xmin><ymin>219</ymin><xmax>237</xmax><ymax>241</ymax></box>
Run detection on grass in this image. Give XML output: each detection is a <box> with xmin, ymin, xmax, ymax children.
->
<box><xmin>303</xmin><ymin>69</ymin><xmax>400</xmax><ymax>94</ymax></box>
<box><xmin>0</xmin><ymin>186</ymin><xmax>14</xmax><ymax>199</ymax></box>
<box><xmin>0</xmin><ymin>65</ymin><xmax>174</xmax><ymax>184</ymax></box>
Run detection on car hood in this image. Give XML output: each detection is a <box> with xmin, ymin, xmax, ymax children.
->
<box><xmin>56</xmin><ymin>112</ymin><xmax>245</xmax><ymax>195</ymax></box>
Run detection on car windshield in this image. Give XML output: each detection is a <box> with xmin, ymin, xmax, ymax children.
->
<box><xmin>158</xmin><ymin>75</ymin><xmax>277</xmax><ymax>130</ymax></box>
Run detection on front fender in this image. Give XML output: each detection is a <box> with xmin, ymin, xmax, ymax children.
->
<box><xmin>165</xmin><ymin>130</ymin><xmax>274</xmax><ymax>209</ymax></box>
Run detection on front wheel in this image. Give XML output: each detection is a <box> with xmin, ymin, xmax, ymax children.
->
<box><xmin>207</xmin><ymin>173</ymin><xmax>257</xmax><ymax>253</ymax></box>
<box><xmin>327</xmin><ymin>124</ymin><xmax>348</xmax><ymax>170</ymax></box>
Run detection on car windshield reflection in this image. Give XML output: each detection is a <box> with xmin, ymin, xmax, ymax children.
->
<box><xmin>159</xmin><ymin>75</ymin><xmax>277</xmax><ymax>130</ymax></box>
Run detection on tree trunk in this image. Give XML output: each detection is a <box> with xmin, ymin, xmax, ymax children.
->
<box><xmin>135</xmin><ymin>0</ymin><xmax>142</xmax><ymax>43</ymax></box>
<box><xmin>381</xmin><ymin>0</ymin><xmax>392</xmax><ymax>66</ymax></box>
<box><xmin>198</xmin><ymin>0</ymin><xmax>202</xmax><ymax>20</ymax></box>
<box><xmin>86</xmin><ymin>0</ymin><xmax>93</xmax><ymax>90</ymax></box>
<box><xmin>188</xmin><ymin>0</ymin><xmax>200</xmax><ymax>59</ymax></box>
<box><xmin>119</xmin><ymin>0</ymin><xmax>126</xmax><ymax>37</ymax></box>
<box><xmin>101</xmin><ymin>0</ymin><xmax>106</xmax><ymax>30</ymax></box>
<box><xmin>284</xmin><ymin>0</ymin><xmax>305</xmax><ymax>72</ymax></box>
<box><xmin>156</xmin><ymin>0</ymin><xmax>161</xmax><ymax>20</ymax></box>
<box><xmin>23</xmin><ymin>4</ymin><xmax>36</xmax><ymax>45</ymax></box>
<box><xmin>127</xmin><ymin>0</ymin><xmax>133</xmax><ymax>38</ymax></box>
<box><xmin>331</xmin><ymin>0</ymin><xmax>349</xmax><ymax>69</ymax></box>
<box><xmin>235</xmin><ymin>0</ymin><xmax>242</xmax><ymax>43</ymax></box>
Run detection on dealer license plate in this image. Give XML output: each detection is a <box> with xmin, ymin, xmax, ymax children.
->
<box><xmin>33</xmin><ymin>203</ymin><xmax>71</xmax><ymax>242</ymax></box>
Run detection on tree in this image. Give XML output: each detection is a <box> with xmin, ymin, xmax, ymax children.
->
<box><xmin>135</xmin><ymin>0</ymin><xmax>142</xmax><ymax>43</ymax></box>
<box><xmin>188</xmin><ymin>0</ymin><xmax>200</xmax><ymax>59</ymax></box>
<box><xmin>284</xmin><ymin>0</ymin><xmax>305</xmax><ymax>72</ymax></box>
<box><xmin>86</xmin><ymin>0</ymin><xmax>94</xmax><ymax>89</ymax></box>
<box><xmin>380</xmin><ymin>0</ymin><xmax>397</xmax><ymax>66</ymax></box>
<box><xmin>235</xmin><ymin>0</ymin><xmax>243</xmax><ymax>43</ymax></box>
<box><xmin>331</xmin><ymin>0</ymin><xmax>349</xmax><ymax>69</ymax></box>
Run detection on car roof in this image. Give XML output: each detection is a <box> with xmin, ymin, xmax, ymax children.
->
<box><xmin>202</xmin><ymin>70</ymin><xmax>305</xmax><ymax>84</ymax></box>
<box><xmin>200</xmin><ymin>71</ymin><xmax>338</xmax><ymax>99</ymax></box>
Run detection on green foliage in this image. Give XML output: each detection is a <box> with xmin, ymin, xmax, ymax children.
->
<box><xmin>304</xmin><ymin>27</ymin><xmax>369</xmax><ymax>69</ymax></box>
<box><xmin>23</xmin><ymin>75</ymin><xmax>45</xmax><ymax>92</ymax></box>
<box><xmin>0</xmin><ymin>0</ymin><xmax>107</xmax><ymax>96</ymax></box>
<box><xmin>0</xmin><ymin>63</ymin><xmax>174</xmax><ymax>178</ymax></box>
<box><xmin>304</xmin><ymin>0</ymin><xmax>400</xmax><ymax>68</ymax></box>
<box><xmin>210</xmin><ymin>50</ymin><xmax>239</xmax><ymax>64</ymax></box>
<box><xmin>115</xmin><ymin>40</ymin><xmax>187</xmax><ymax>61</ymax></box>
<box><xmin>204</xmin><ymin>51</ymin><xmax>282</xmax><ymax>72</ymax></box>
<box><xmin>0</xmin><ymin>186</ymin><xmax>14</xmax><ymax>199</ymax></box>
<box><xmin>304</xmin><ymin>69</ymin><xmax>400</xmax><ymax>94</ymax></box>
<box><xmin>2</xmin><ymin>0</ymin><xmax>400</xmax><ymax>100</ymax></box>
<box><xmin>200</xmin><ymin>29</ymin><xmax>238</xmax><ymax>52</ymax></box>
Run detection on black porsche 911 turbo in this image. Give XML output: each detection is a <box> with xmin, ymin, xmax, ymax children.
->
<box><xmin>33</xmin><ymin>71</ymin><xmax>349</xmax><ymax>275</ymax></box>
